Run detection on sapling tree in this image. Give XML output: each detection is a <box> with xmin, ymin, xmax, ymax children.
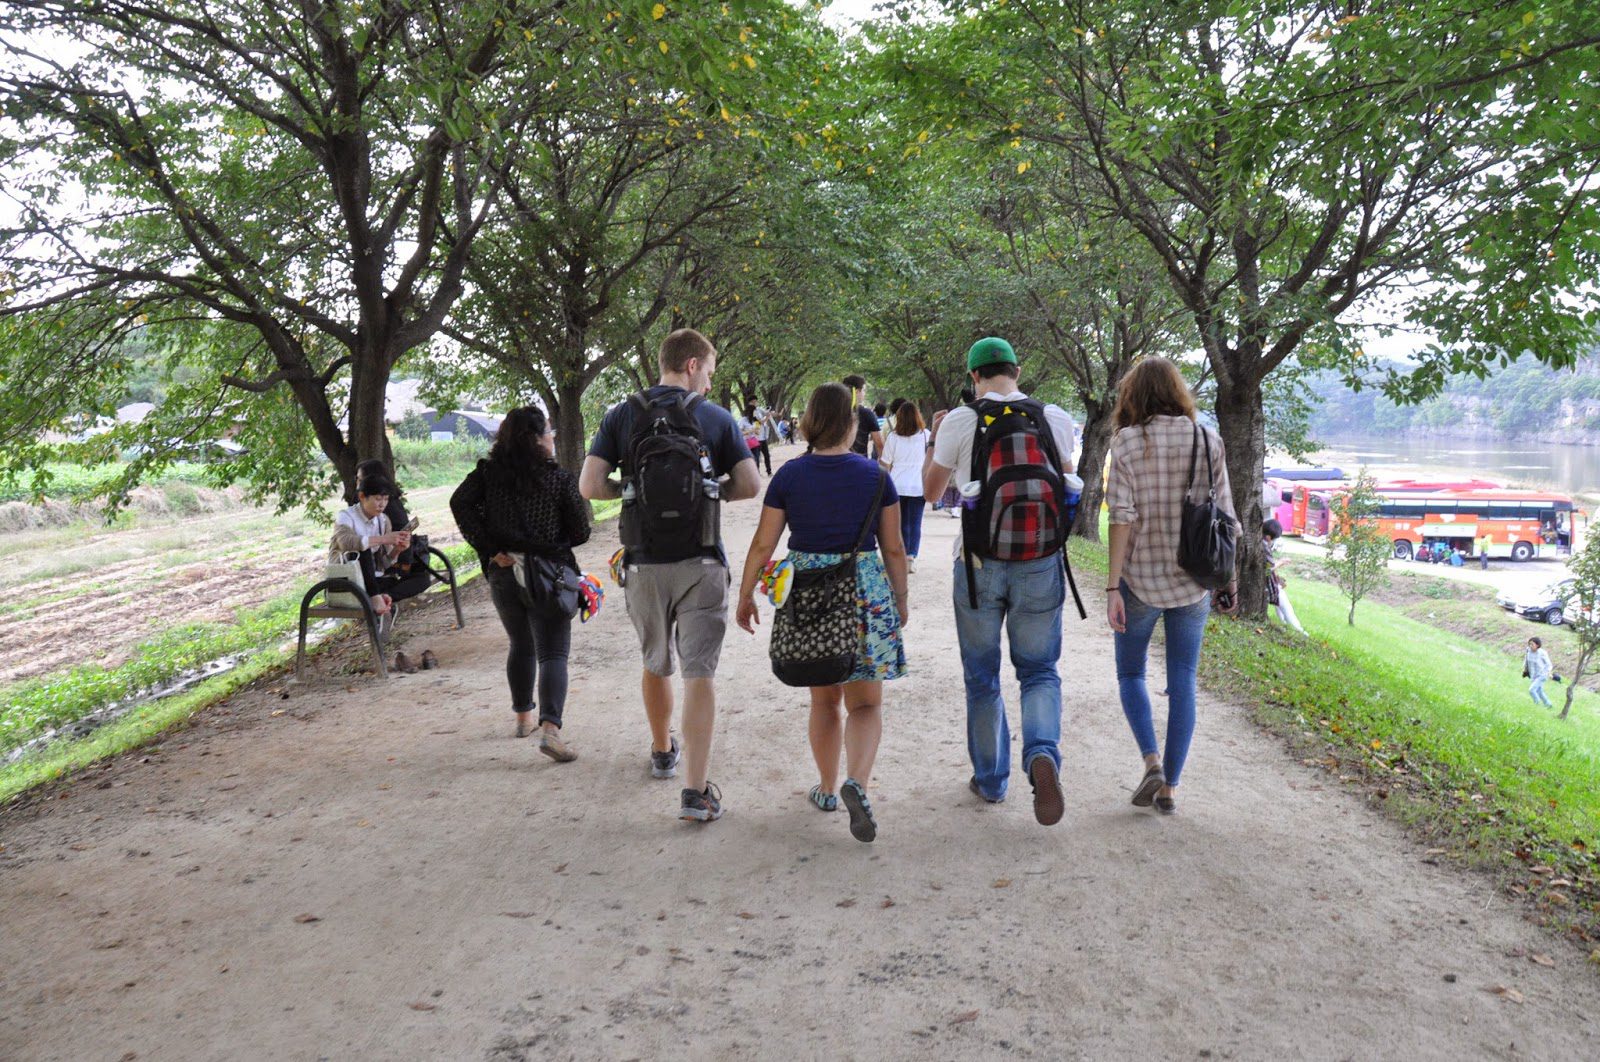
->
<box><xmin>1323</xmin><ymin>469</ymin><xmax>1390</xmax><ymax>626</ymax></box>
<box><xmin>1556</xmin><ymin>533</ymin><xmax>1600</xmax><ymax>720</ymax></box>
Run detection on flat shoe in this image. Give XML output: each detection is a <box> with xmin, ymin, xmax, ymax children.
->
<box><xmin>514</xmin><ymin>717</ymin><xmax>534</xmax><ymax>738</ymax></box>
<box><xmin>393</xmin><ymin>651</ymin><xmax>418</xmax><ymax>674</ymax></box>
<box><xmin>968</xmin><ymin>778</ymin><xmax>1004</xmax><ymax>804</ymax></box>
<box><xmin>420</xmin><ymin>649</ymin><xmax>439</xmax><ymax>670</ymax></box>
<box><xmin>539</xmin><ymin>730</ymin><xmax>577</xmax><ymax>762</ymax></box>
<box><xmin>1155</xmin><ymin>795</ymin><xmax>1177</xmax><ymax>815</ymax></box>
<box><xmin>808</xmin><ymin>785</ymin><xmax>838</xmax><ymax>812</ymax></box>
<box><xmin>840</xmin><ymin>778</ymin><xmax>876</xmax><ymax>843</ymax></box>
<box><xmin>1028</xmin><ymin>756</ymin><xmax>1064</xmax><ymax>826</ymax></box>
<box><xmin>1132</xmin><ymin>764</ymin><xmax>1165</xmax><ymax>807</ymax></box>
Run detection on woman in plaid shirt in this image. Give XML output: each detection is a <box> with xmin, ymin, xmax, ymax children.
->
<box><xmin>1105</xmin><ymin>358</ymin><xmax>1239</xmax><ymax>814</ymax></box>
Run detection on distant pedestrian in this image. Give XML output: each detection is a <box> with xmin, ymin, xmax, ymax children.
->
<box><xmin>1105</xmin><ymin>356</ymin><xmax>1240</xmax><ymax>815</ymax></box>
<box><xmin>740</xmin><ymin>403</ymin><xmax>773</xmax><ymax>475</ymax></box>
<box><xmin>736</xmin><ymin>383</ymin><xmax>909</xmax><ymax>843</ymax></box>
<box><xmin>1478</xmin><ymin>533</ymin><xmax>1492</xmax><ymax>570</ymax></box>
<box><xmin>1525</xmin><ymin>637</ymin><xmax>1554</xmax><ymax>708</ymax></box>
<box><xmin>579</xmin><ymin>328</ymin><xmax>761</xmax><ymax>824</ymax></box>
<box><xmin>451</xmin><ymin>405</ymin><xmax>590</xmax><ymax>757</ymax></box>
<box><xmin>841</xmin><ymin>374</ymin><xmax>885</xmax><ymax>457</ymax></box>
<box><xmin>880</xmin><ymin>400</ymin><xmax>930</xmax><ymax>573</ymax></box>
<box><xmin>1262</xmin><ymin>519</ymin><xmax>1306</xmax><ymax>635</ymax></box>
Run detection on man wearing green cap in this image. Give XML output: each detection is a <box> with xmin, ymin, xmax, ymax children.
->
<box><xmin>924</xmin><ymin>337</ymin><xmax>1079</xmax><ymax>824</ymax></box>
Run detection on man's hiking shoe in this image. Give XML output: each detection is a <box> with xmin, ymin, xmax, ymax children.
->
<box><xmin>651</xmin><ymin>736</ymin><xmax>681</xmax><ymax>779</ymax></box>
<box><xmin>840</xmin><ymin>778</ymin><xmax>877</xmax><ymax>843</ymax></box>
<box><xmin>679</xmin><ymin>782</ymin><xmax>723</xmax><ymax>822</ymax></box>
<box><xmin>968</xmin><ymin>778</ymin><xmax>1004</xmax><ymax>804</ymax></box>
<box><xmin>1028</xmin><ymin>756</ymin><xmax>1065</xmax><ymax>826</ymax></box>
<box><xmin>1131</xmin><ymin>764</ymin><xmax>1165</xmax><ymax>808</ymax></box>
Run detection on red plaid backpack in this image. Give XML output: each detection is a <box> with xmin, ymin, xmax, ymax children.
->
<box><xmin>960</xmin><ymin>398</ymin><xmax>1086</xmax><ymax>617</ymax></box>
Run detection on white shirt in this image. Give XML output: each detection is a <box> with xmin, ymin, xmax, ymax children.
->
<box><xmin>335</xmin><ymin>503</ymin><xmax>389</xmax><ymax>551</ymax></box>
<box><xmin>881</xmin><ymin>429</ymin><xmax>931</xmax><ymax>498</ymax></box>
<box><xmin>931</xmin><ymin>389</ymin><xmax>1077</xmax><ymax>492</ymax></box>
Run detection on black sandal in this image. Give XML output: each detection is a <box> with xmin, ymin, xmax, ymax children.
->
<box><xmin>1132</xmin><ymin>764</ymin><xmax>1165</xmax><ymax>807</ymax></box>
<box><xmin>1154</xmin><ymin>794</ymin><xmax>1177</xmax><ymax>815</ymax></box>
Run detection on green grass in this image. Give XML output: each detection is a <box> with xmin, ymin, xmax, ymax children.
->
<box><xmin>1067</xmin><ymin>533</ymin><xmax>1600</xmax><ymax>927</ymax></box>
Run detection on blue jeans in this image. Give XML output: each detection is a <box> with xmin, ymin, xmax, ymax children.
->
<box><xmin>953</xmin><ymin>555</ymin><xmax>1065</xmax><ymax>799</ymax></box>
<box><xmin>899</xmin><ymin>496</ymin><xmax>925</xmax><ymax>558</ymax></box>
<box><xmin>1530</xmin><ymin>678</ymin><xmax>1552</xmax><ymax>707</ymax></box>
<box><xmin>1113</xmin><ymin>584</ymin><xmax>1210</xmax><ymax>786</ymax></box>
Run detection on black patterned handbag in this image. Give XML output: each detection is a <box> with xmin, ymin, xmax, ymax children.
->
<box><xmin>769</xmin><ymin>469</ymin><xmax>887</xmax><ymax>688</ymax></box>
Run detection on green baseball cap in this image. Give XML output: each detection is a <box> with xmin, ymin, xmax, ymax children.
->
<box><xmin>966</xmin><ymin>336</ymin><xmax>1018</xmax><ymax>372</ymax></box>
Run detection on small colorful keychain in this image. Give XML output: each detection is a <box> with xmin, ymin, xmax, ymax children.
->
<box><xmin>578</xmin><ymin>573</ymin><xmax>605</xmax><ymax>623</ymax></box>
<box><xmin>758</xmin><ymin>556</ymin><xmax>794</xmax><ymax>608</ymax></box>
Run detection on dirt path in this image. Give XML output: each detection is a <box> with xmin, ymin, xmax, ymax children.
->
<box><xmin>4</xmin><ymin>452</ymin><xmax>1600</xmax><ymax>1060</ymax></box>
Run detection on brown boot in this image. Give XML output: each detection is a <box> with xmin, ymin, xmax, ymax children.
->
<box><xmin>420</xmin><ymin>649</ymin><xmax>439</xmax><ymax>670</ymax></box>
<box><xmin>393</xmin><ymin>651</ymin><xmax>418</xmax><ymax>674</ymax></box>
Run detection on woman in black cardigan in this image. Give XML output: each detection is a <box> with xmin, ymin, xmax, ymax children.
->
<box><xmin>450</xmin><ymin>405</ymin><xmax>591</xmax><ymax>758</ymax></box>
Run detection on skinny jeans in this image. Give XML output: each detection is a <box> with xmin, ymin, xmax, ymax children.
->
<box><xmin>899</xmin><ymin>495</ymin><xmax>926</xmax><ymax>558</ymax></box>
<box><xmin>486</xmin><ymin>567</ymin><xmax>572</xmax><ymax>727</ymax></box>
<box><xmin>1113</xmin><ymin>582</ymin><xmax>1210</xmax><ymax>786</ymax></box>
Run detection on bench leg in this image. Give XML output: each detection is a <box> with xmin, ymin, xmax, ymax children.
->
<box><xmin>364</xmin><ymin>605</ymin><xmax>389</xmax><ymax>680</ymax></box>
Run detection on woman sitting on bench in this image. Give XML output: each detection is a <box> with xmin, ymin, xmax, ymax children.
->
<box><xmin>330</xmin><ymin>474</ymin><xmax>431</xmax><ymax>611</ymax></box>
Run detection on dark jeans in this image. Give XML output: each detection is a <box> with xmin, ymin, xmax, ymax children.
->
<box><xmin>899</xmin><ymin>495</ymin><xmax>925</xmax><ymax>558</ymax></box>
<box><xmin>487</xmin><ymin>568</ymin><xmax>572</xmax><ymax>727</ymax></box>
<box><xmin>357</xmin><ymin>550</ymin><xmax>431</xmax><ymax>603</ymax></box>
<box><xmin>754</xmin><ymin>439</ymin><xmax>772</xmax><ymax>474</ymax></box>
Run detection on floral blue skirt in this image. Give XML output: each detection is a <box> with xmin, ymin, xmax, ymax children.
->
<box><xmin>786</xmin><ymin>550</ymin><xmax>906</xmax><ymax>683</ymax></box>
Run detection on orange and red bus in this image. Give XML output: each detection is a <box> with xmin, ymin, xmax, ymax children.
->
<box><xmin>1287</xmin><ymin>478</ymin><xmax>1499</xmax><ymax>538</ymax></box>
<box><xmin>1301</xmin><ymin>487</ymin><xmax>1583</xmax><ymax>561</ymax></box>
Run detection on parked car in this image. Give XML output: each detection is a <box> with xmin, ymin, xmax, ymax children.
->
<box><xmin>1496</xmin><ymin>578</ymin><xmax>1576</xmax><ymax>625</ymax></box>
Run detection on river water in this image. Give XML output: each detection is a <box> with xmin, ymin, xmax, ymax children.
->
<box><xmin>1304</xmin><ymin>434</ymin><xmax>1600</xmax><ymax>500</ymax></box>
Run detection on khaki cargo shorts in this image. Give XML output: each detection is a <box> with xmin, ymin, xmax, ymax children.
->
<box><xmin>624</xmin><ymin>557</ymin><xmax>730</xmax><ymax>679</ymax></box>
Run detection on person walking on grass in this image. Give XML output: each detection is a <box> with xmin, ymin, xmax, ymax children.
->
<box><xmin>1105</xmin><ymin>357</ymin><xmax>1240</xmax><ymax>816</ymax></box>
<box><xmin>580</xmin><ymin>328</ymin><xmax>760</xmax><ymax>824</ymax></box>
<box><xmin>450</xmin><ymin>406</ymin><xmax>590</xmax><ymax>759</ymax></box>
<box><xmin>736</xmin><ymin>383</ymin><xmax>909</xmax><ymax>843</ymax></box>
<box><xmin>1525</xmin><ymin>636</ymin><xmax>1555</xmax><ymax>708</ymax></box>
<box><xmin>923</xmin><ymin>338</ymin><xmax>1078</xmax><ymax>825</ymax></box>
<box><xmin>879</xmin><ymin>400</ymin><xmax>930</xmax><ymax>574</ymax></box>
<box><xmin>1262</xmin><ymin>518</ymin><xmax>1306</xmax><ymax>635</ymax></box>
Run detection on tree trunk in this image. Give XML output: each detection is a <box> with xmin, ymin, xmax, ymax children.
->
<box><xmin>552</xmin><ymin>380</ymin><xmax>589</xmax><ymax>474</ymax></box>
<box><xmin>1560</xmin><ymin>648</ymin><xmax>1590</xmax><ymax>719</ymax></box>
<box><xmin>1214</xmin><ymin>373</ymin><xmax>1269</xmax><ymax>618</ymax></box>
<box><xmin>1073</xmin><ymin>407</ymin><xmax>1114</xmax><ymax>542</ymax></box>
<box><xmin>337</xmin><ymin>353</ymin><xmax>395</xmax><ymax>503</ymax></box>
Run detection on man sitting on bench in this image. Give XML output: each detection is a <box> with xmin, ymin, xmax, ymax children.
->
<box><xmin>330</xmin><ymin>474</ymin><xmax>431</xmax><ymax>610</ymax></box>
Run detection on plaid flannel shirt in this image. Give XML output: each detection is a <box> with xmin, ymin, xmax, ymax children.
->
<box><xmin>1106</xmin><ymin>415</ymin><xmax>1238</xmax><ymax>609</ymax></box>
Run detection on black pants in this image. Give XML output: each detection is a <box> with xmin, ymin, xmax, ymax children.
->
<box><xmin>754</xmin><ymin>439</ymin><xmax>772</xmax><ymax>474</ymax></box>
<box><xmin>487</xmin><ymin>568</ymin><xmax>572</xmax><ymax>727</ymax></box>
<box><xmin>358</xmin><ymin>551</ymin><xmax>432</xmax><ymax>603</ymax></box>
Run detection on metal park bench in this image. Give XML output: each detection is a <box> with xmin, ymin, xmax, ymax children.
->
<box><xmin>294</xmin><ymin>546</ymin><xmax>465</xmax><ymax>681</ymax></box>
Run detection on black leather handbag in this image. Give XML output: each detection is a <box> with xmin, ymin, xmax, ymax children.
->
<box><xmin>768</xmin><ymin>469</ymin><xmax>886</xmax><ymax>688</ymax></box>
<box><xmin>517</xmin><ymin>553</ymin><xmax>582</xmax><ymax>619</ymax></box>
<box><xmin>1177</xmin><ymin>423</ymin><xmax>1237</xmax><ymax>591</ymax></box>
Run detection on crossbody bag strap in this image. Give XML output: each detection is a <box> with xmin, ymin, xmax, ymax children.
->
<box><xmin>1199</xmin><ymin>425</ymin><xmax>1216</xmax><ymax>500</ymax></box>
<box><xmin>847</xmin><ymin>467</ymin><xmax>888</xmax><ymax>561</ymax></box>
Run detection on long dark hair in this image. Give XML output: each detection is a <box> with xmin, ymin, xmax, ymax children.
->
<box><xmin>490</xmin><ymin>405</ymin><xmax>557</xmax><ymax>478</ymax></box>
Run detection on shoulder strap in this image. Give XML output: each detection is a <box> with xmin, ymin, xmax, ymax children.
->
<box><xmin>848</xmin><ymin>467</ymin><xmax>888</xmax><ymax>561</ymax></box>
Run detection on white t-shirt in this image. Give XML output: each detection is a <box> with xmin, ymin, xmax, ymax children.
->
<box><xmin>931</xmin><ymin>390</ymin><xmax>1077</xmax><ymax>492</ymax></box>
<box><xmin>881</xmin><ymin>429</ymin><xmax>931</xmax><ymax>498</ymax></box>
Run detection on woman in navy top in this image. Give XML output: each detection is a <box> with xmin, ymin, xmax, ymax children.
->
<box><xmin>736</xmin><ymin>383</ymin><xmax>908</xmax><ymax>843</ymax></box>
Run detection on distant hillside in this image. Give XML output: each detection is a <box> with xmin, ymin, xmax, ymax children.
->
<box><xmin>1309</xmin><ymin>355</ymin><xmax>1600</xmax><ymax>442</ymax></box>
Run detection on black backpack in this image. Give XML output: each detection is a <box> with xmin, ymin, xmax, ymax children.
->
<box><xmin>620</xmin><ymin>391</ymin><xmax>715</xmax><ymax>562</ymax></box>
<box><xmin>961</xmin><ymin>398</ymin><xmax>1085</xmax><ymax>618</ymax></box>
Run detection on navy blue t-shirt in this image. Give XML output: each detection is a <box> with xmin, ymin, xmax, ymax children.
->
<box><xmin>588</xmin><ymin>385</ymin><xmax>752</xmax><ymax>562</ymax></box>
<box><xmin>763</xmin><ymin>452</ymin><xmax>899</xmax><ymax>553</ymax></box>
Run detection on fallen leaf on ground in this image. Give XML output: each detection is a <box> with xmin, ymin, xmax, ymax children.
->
<box><xmin>1531</xmin><ymin>954</ymin><xmax>1555</xmax><ymax>967</ymax></box>
<box><xmin>880</xmin><ymin>898</ymin><xmax>896</xmax><ymax>909</ymax></box>
<box><xmin>736</xmin><ymin>911</ymin><xmax>757</xmax><ymax>919</ymax></box>
<box><xmin>951</xmin><ymin>1010</ymin><xmax>979</xmax><ymax>1025</ymax></box>
<box><xmin>554</xmin><ymin>863</ymin><xmax>568</xmax><ymax>874</ymax></box>
<box><xmin>992</xmin><ymin>878</ymin><xmax>1011</xmax><ymax>889</ymax></box>
<box><xmin>501</xmin><ymin>912</ymin><xmax>537</xmax><ymax>919</ymax></box>
<box><xmin>1486</xmin><ymin>985</ymin><xmax>1525</xmax><ymax>1004</ymax></box>
<box><xmin>293</xmin><ymin>913</ymin><xmax>321</xmax><ymax>924</ymax></box>
<box><xmin>407</xmin><ymin>1002</ymin><xmax>436</xmax><ymax>1011</ymax></box>
<box><xmin>836</xmin><ymin>899</ymin><xmax>856</xmax><ymax>908</ymax></box>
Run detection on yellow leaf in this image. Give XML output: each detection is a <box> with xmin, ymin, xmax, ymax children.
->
<box><xmin>659</xmin><ymin>39</ymin><xmax>669</xmax><ymax>54</ymax></box>
<box><xmin>743</xmin><ymin>54</ymin><xmax>756</xmax><ymax>69</ymax></box>
<box><xmin>652</xmin><ymin>3</ymin><xmax>666</xmax><ymax>19</ymax></box>
<box><xmin>1017</xmin><ymin>160</ymin><xmax>1030</xmax><ymax>174</ymax></box>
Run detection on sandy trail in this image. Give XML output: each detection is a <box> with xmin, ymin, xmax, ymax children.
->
<box><xmin>2</xmin><ymin>450</ymin><xmax>1599</xmax><ymax>1061</ymax></box>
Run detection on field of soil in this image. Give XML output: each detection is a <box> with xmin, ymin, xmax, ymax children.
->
<box><xmin>0</xmin><ymin>486</ymin><xmax>467</xmax><ymax>687</ymax></box>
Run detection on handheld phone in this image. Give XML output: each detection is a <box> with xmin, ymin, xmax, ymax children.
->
<box><xmin>402</xmin><ymin>516</ymin><xmax>420</xmax><ymax>533</ymax></box>
<box><xmin>1215</xmin><ymin>589</ymin><xmax>1234</xmax><ymax>611</ymax></box>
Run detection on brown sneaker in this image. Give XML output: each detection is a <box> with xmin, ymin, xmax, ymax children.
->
<box><xmin>539</xmin><ymin>729</ymin><xmax>577</xmax><ymax>762</ymax></box>
<box><xmin>1029</xmin><ymin>755</ymin><xmax>1064</xmax><ymax>826</ymax></box>
<box><xmin>393</xmin><ymin>651</ymin><xmax>418</xmax><ymax>674</ymax></box>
